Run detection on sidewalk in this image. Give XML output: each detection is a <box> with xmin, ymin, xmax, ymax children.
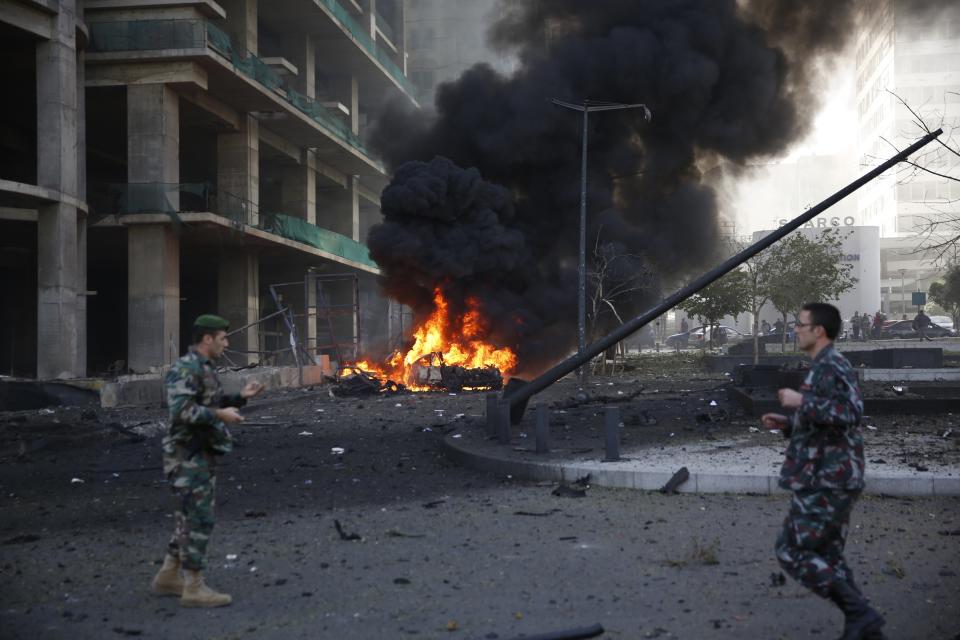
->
<box><xmin>443</xmin><ymin>423</ymin><xmax>960</xmax><ymax>497</ymax></box>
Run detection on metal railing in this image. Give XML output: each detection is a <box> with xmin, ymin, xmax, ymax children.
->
<box><xmin>87</xmin><ymin>19</ymin><xmax>382</xmax><ymax>160</ymax></box>
<box><xmin>92</xmin><ymin>182</ymin><xmax>250</xmax><ymax>224</ymax></box>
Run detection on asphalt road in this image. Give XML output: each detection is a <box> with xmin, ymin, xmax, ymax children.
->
<box><xmin>1</xmin><ymin>383</ymin><xmax>958</xmax><ymax>640</ymax></box>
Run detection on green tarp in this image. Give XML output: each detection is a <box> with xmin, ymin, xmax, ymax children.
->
<box><xmin>260</xmin><ymin>213</ymin><xmax>376</xmax><ymax>269</ymax></box>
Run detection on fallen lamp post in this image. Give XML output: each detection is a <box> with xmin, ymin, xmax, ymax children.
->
<box><xmin>501</xmin><ymin>128</ymin><xmax>943</xmax><ymax>424</ymax></box>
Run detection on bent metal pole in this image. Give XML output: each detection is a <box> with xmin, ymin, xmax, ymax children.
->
<box><xmin>505</xmin><ymin>128</ymin><xmax>943</xmax><ymax>416</ymax></box>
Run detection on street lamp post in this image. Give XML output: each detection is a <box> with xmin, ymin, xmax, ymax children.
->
<box><xmin>899</xmin><ymin>269</ymin><xmax>906</xmax><ymax>318</ymax></box>
<box><xmin>551</xmin><ymin>98</ymin><xmax>651</xmax><ymax>387</ymax></box>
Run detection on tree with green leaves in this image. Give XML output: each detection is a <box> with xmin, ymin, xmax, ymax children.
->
<box><xmin>738</xmin><ymin>241</ymin><xmax>779</xmax><ymax>364</ymax></box>
<box><xmin>766</xmin><ymin>229</ymin><xmax>857</xmax><ymax>350</ymax></box>
<box><xmin>928</xmin><ymin>264</ymin><xmax>960</xmax><ymax>332</ymax></box>
<box><xmin>678</xmin><ymin>268</ymin><xmax>750</xmax><ymax>349</ymax></box>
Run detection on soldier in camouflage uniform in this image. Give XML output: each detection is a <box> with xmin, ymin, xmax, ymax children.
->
<box><xmin>762</xmin><ymin>303</ymin><xmax>885</xmax><ymax>640</ymax></box>
<box><xmin>150</xmin><ymin>314</ymin><xmax>263</xmax><ymax>608</ymax></box>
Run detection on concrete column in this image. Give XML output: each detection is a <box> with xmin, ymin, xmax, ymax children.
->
<box><xmin>128</xmin><ymin>225</ymin><xmax>180</xmax><ymax>372</ymax></box>
<box><xmin>218</xmin><ymin>114</ymin><xmax>259</xmax><ymax>224</ymax></box>
<box><xmin>76</xmin><ymin>217</ymin><xmax>87</xmax><ymax>373</ymax></box>
<box><xmin>126</xmin><ymin>84</ymin><xmax>181</xmax><ymax>372</ymax></box>
<box><xmin>281</xmin><ymin>150</ymin><xmax>316</xmax><ymax>223</ymax></box>
<box><xmin>283</xmin><ymin>33</ymin><xmax>315</xmax><ymax>98</ymax></box>
<box><xmin>37</xmin><ymin>205</ymin><xmax>79</xmax><ymax>379</ymax></box>
<box><xmin>360</xmin><ymin>0</ymin><xmax>377</xmax><ymax>41</ymax></box>
<box><xmin>36</xmin><ymin>0</ymin><xmax>83</xmax><ymax>379</ymax></box>
<box><xmin>218</xmin><ymin>252</ymin><xmax>260</xmax><ymax>365</ymax></box>
<box><xmin>306</xmin><ymin>271</ymin><xmax>317</xmax><ymax>362</ymax></box>
<box><xmin>349</xmin><ymin>176</ymin><xmax>361</xmax><ymax>241</ymax></box>
<box><xmin>76</xmin><ymin>51</ymin><xmax>87</xmax><ymax>373</ymax></box>
<box><xmin>397</xmin><ymin>0</ymin><xmax>406</xmax><ymax>75</ymax></box>
<box><xmin>128</xmin><ymin>84</ymin><xmax>179</xmax><ymax>209</ymax></box>
<box><xmin>329</xmin><ymin>75</ymin><xmax>360</xmax><ymax>134</ymax></box>
<box><xmin>222</xmin><ymin>0</ymin><xmax>257</xmax><ymax>54</ymax></box>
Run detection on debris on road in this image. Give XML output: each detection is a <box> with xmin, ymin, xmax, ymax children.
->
<box><xmin>504</xmin><ymin>622</ymin><xmax>604</xmax><ymax>640</ymax></box>
<box><xmin>552</xmin><ymin>475</ymin><xmax>591</xmax><ymax>498</ymax></box>
<box><xmin>660</xmin><ymin>467</ymin><xmax>690</xmax><ymax>494</ymax></box>
<box><xmin>513</xmin><ymin>509</ymin><xmax>562</xmax><ymax>517</ymax></box>
<box><xmin>3</xmin><ymin>534</ymin><xmax>41</xmax><ymax>545</ymax></box>
<box><xmin>334</xmin><ymin>519</ymin><xmax>362</xmax><ymax>541</ymax></box>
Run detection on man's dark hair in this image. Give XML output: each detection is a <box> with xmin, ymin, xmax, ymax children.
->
<box><xmin>191</xmin><ymin>325</ymin><xmax>224</xmax><ymax>345</ymax></box>
<box><xmin>802</xmin><ymin>302</ymin><xmax>841</xmax><ymax>339</ymax></box>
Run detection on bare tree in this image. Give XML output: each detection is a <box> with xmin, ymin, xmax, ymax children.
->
<box><xmin>873</xmin><ymin>90</ymin><xmax>960</xmax><ymax>260</ymax></box>
<box><xmin>587</xmin><ymin>231</ymin><xmax>655</xmax><ymax>374</ymax></box>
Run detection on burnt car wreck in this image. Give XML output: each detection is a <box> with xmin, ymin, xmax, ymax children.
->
<box><xmin>334</xmin><ymin>353</ymin><xmax>503</xmax><ymax>396</ymax></box>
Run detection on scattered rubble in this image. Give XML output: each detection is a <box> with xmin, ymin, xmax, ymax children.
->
<box><xmin>660</xmin><ymin>467</ymin><xmax>690</xmax><ymax>494</ymax></box>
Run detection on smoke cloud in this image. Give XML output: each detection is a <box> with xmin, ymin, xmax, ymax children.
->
<box><xmin>368</xmin><ymin>0</ymin><xmax>859</xmax><ymax>373</ymax></box>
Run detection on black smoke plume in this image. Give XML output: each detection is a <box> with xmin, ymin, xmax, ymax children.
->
<box><xmin>368</xmin><ymin>0</ymin><xmax>858</xmax><ymax>374</ymax></box>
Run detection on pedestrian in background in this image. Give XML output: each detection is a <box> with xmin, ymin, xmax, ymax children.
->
<box><xmin>872</xmin><ymin>311</ymin><xmax>884</xmax><ymax>340</ymax></box>
<box><xmin>913</xmin><ymin>308</ymin><xmax>933</xmax><ymax>342</ymax></box>
<box><xmin>151</xmin><ymin>314</ymin><xmax>264</xmax><ymax>607</ymax></box>
<box><xmin>762</xmin><ymin>303</ymin><xmax>885</xmax><ymax>640</ymax></box>
<box><xmin>860</xmin><ymin>313</ymin><xmax>872</xmax><ymax>341</ymax></box>
<box><xmin>851</xmin><ymin>312</ymin><xmax>860</xmax><ymax>341</ymax></box>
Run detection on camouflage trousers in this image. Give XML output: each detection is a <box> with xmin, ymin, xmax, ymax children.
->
<box><xmin>775</xmin><ymin>489</ymin><xmax>860</xmax><ymax>598</ymax></box>
<box><xmin>163</xmin><ymin>447</ymin><xmax>217</xmax><ymax>571</ymax></box>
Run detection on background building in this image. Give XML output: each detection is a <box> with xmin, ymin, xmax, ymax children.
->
<box><xmin>854</xmin><ymin>0</ymin><xmax>960</xmax><ymax>315</ymax></box>
<box><xmin>0</xmin><ymin>0</ymin><xmax>417</xmax><ymax>378</ymax></box>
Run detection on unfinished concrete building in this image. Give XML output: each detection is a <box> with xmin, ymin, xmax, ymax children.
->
<box><xmin>1</xmin><ymin>0</ymin><xmax>416</xmax><ymax>379</ymax></box>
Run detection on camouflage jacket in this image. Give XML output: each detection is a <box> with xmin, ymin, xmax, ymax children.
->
<box><xmin>163</xmin><ymin>348</ymin><xmax>245</xmax><ymax>457</ymax></box>
<box><xmin>779</xmin><ymin>343</ymin><xmax>866</xmax><ymax>492</ymax></box>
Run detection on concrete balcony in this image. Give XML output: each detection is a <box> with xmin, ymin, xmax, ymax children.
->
<box><xmin>84</xmin><ymin>18</ymin><xmax>388</xmax><ymax>178</ymax></box>
<box><xmin>92</xmin><ymin>182</ymin><xmax>380</xmax><ymax>273</ymax></box>
<box><xmin>260</xmin><ymin>0</ymin><xmax>416</xmax><ymax>105</ymax></box>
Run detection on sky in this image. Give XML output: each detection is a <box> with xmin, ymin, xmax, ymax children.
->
<box><xmin>726</xmin><ymin>54</ymin><xmax>860</xmax><ymax>235</ymax></box>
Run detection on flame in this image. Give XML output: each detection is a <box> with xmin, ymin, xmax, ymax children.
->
<box><xmin>348</xmin><ymin>288</ymin><xmax>517</xmax><ymax>390</ymax></box>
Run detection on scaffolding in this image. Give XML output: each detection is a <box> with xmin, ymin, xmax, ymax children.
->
<box><xmin>220</xmin><ymin>272</ymin><xmax>362</xmax><ymax>378</ymax></box>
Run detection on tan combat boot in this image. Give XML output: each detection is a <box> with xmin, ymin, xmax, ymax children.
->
<box><xmin>150</xmin><ymin>554</ymin><xmax>184</xmax><ymax>596</ymax></box>
<box><xmin>180</xmin><ymin>569</ymin><xmax>232</xmax><ymax>608</ymax></box>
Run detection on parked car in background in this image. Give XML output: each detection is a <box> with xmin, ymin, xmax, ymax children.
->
<box><xmin>757</xmin><ymin>321</ymin><xmax>796</xmax><ymax>345</ymax></box>
<box><xmin>880</xmin><ymin>319</ymin><xmax>953</xmax><ymax>340</ymax></box>
<box><xmin>665</xmin><ymin>325</ymin><xmax>750</xmax><ymax>348</ymax></box>
<box><xmin>930</xmin><ymin>316</ymin><xmax>955</xmax><ymax>335</ymax></box>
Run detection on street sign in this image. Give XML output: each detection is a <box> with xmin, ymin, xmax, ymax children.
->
<box><xmin>912</xmin><ymin>291</ymin><xmax>927</xmax><ymax>306</ymax></box>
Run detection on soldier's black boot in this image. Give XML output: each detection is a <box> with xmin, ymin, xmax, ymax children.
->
<box><xmin>828</xmin><ymin>580</ymin><xmax>885</xmax><ymax>640</ymax></box>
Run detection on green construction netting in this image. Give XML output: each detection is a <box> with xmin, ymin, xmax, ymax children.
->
<box><xmin>316</xmin><ymin>0</ymin><xmax>415</xmax><ymax>95</ymax></box>
<box><xmin>259</xmin><ymin>213</ymin><xmax>375</xmax><ymax>268</ymax></box>
<box><xmin>287</xmin><ymin>88</ymin><xmax>371</xmax><ymax>156</ymax></box>
<box><xmin>204</xmin><ymin>22</ymin><xmax>232</xmax><ymax>57</ymax></box>
<box><xmin>89</xmin><ymin>20</ymin><xmax>205</xmax><ymax>51</ymax></box>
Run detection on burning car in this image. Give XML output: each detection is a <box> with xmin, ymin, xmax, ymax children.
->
<box><xmin>412</xmin><ymin>352</ymin><xmax>503</xmax><ymax>392</ymax></box>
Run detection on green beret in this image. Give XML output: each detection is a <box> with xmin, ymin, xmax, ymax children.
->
<box><xmin>193</xmin><ymin>314</ymin><xmax>230</xmax><ymax>330</ymax></box>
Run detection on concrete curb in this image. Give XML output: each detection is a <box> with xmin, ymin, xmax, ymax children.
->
<box><xmin>442</xmin><ymin>433</ymin><xmax>960</xmax><ymax>497</ymax></box>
